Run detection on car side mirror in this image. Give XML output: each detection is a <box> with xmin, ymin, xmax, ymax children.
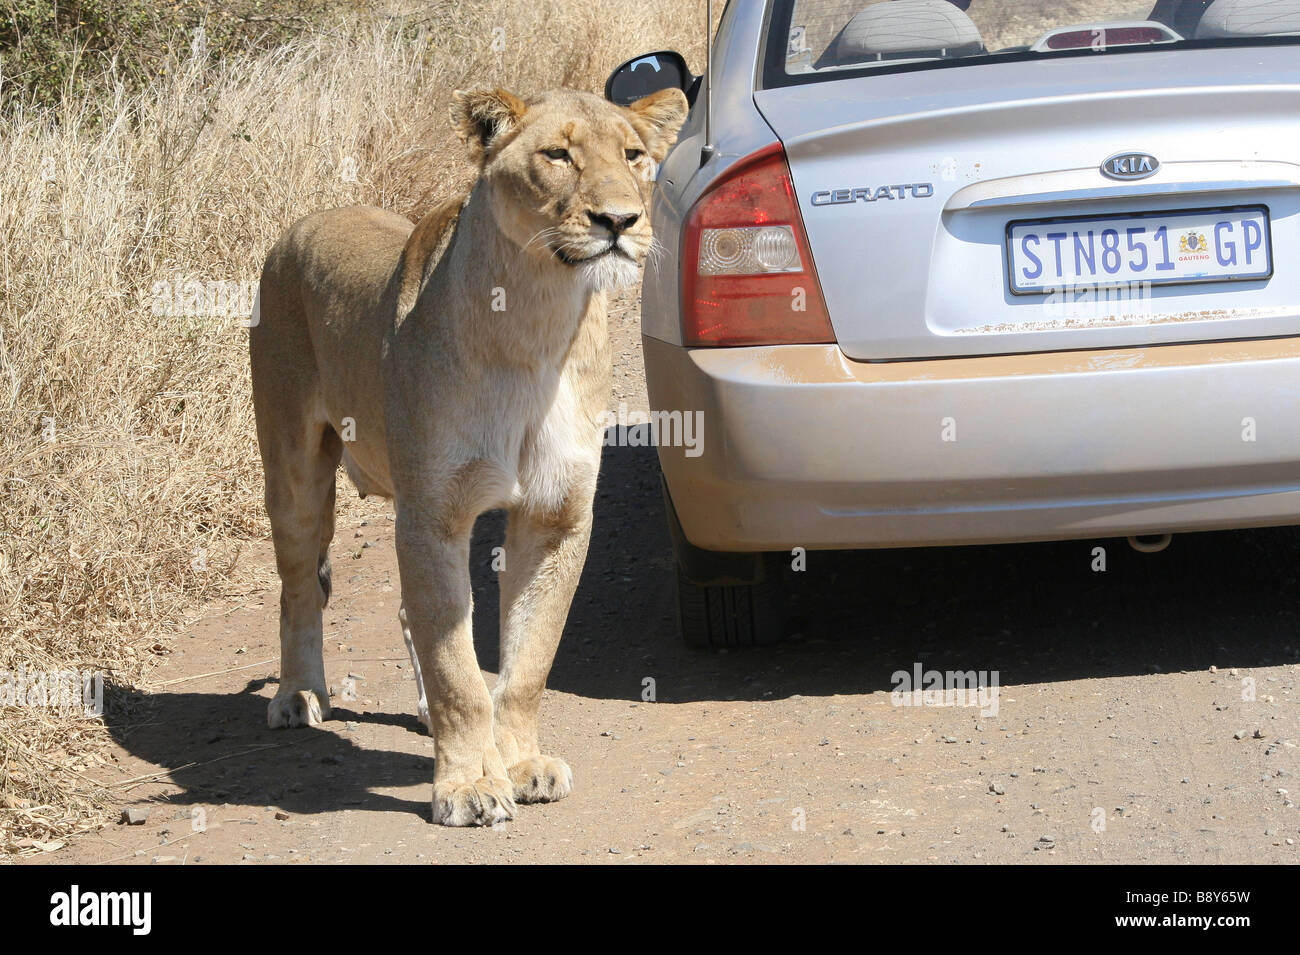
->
<box><xmin>605</xmin><ymin>50</ymin><xmax>693</xmax><ymax>107</ymax></box>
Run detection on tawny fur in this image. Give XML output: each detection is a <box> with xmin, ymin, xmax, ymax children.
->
<box><xmin>249</xmin><ymin>86</ymin><xmax>687</xmax><ymax>827</ymax></box>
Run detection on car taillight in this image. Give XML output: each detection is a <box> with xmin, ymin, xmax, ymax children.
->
<box><xmin>681</xmin><ymin>142</ymin><xmax>836</xmax><ymax>347</ymax></box>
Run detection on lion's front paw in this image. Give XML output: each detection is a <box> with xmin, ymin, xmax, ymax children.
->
<box><xmin>433</xmin><ymin>776</ymin><xmax>516</xmax><ymax>827</ymax></box>
<box><xmin>508</xmin><ymin>755</ymin><xmax>574</xmax><ymax>804</ymax></box>
<box><xmin>267</xmin><ymin>688</ymin><xmax>330</xmax><ymax>728</ymax></box>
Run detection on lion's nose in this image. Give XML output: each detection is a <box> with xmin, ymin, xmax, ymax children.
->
<box><xmin>588</xmin><ymin>211</ymin><xmax>640</xmax><ymax>235</ymax></box>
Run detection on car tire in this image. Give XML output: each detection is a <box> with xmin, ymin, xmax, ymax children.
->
<box><xmin>661</xmin><ymin>477</ymin><xmax>783</xmax><ymax>648</ymax></box>
<box><xmin>675</xmin><ymin>563</ymin><xmax>782</xmax><ymax>648</ymax></box>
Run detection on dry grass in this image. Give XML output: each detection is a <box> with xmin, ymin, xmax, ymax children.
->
<box><xmin>795</xmin><ymin>0</ymin><xmax>1155</xmax><ymax>61</ymax></box>
<box><xmin>0</xmin><ymin>0</ymin><xmax>706</xmax><ymax>859</ymax></box>
<box><xmin>974</xmin><ymin>1</ymin><xmax>1154</xmax><ymax>51</ymax></box>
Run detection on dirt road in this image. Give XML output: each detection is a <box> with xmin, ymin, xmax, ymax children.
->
<box><xmin>33</xmin><ymin>294</ymin><xmax>1300</xmax><ymax>865</ymax></box>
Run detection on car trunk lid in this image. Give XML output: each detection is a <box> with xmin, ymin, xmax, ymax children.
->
<box><xmin>754</xmin><ymin>48</ymin><xmax>1300</xmax><ymax>361</ymax></box>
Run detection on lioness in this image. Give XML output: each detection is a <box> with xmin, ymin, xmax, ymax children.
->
<box><xmin>250</xmin><ymin>86</ymin><xmax>687</xmax><ymax>825</ymax></box>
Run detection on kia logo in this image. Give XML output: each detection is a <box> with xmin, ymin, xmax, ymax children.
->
<box><xmin>1101</xmin><ymin>152</ymin><xmax>1160</xmax><ymax>181</ymax></box>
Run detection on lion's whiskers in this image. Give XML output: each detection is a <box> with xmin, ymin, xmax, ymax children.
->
<box><xmin>520</xmin><ymin>225</ymin><xmax>565</xmax><ymax>257</ymax></box>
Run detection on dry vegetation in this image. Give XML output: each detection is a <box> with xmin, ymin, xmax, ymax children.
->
<box><xmin>796</xmin><ymin>0</ymin><xmax>1154</xmax><ymax>60</ymax></box>
<box><xmin>973</xmin><ymin>0</ymin><xmax>1153</xmax><ymax>51</ymax></box>
<box><xmin>0</xmin><ymin>0</ymin><xmax>706</xmax><ymax>859</ymax></box>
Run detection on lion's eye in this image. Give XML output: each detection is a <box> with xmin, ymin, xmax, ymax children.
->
<box><xmin>625</xmin><ymin>148</ymin><xmax>645</xmax><ymax>162</ymax></box>
<box><xmin>542</xmin><ymin>148</ymin><xmax>571</xmax><ymax>162</ymax></box>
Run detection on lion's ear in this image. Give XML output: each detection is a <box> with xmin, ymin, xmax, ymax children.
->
<box><xmin>624</xmin><ymin>88</ymin><xmax>689</xmax><ymax>162</ymax></box>
<box><xmin>451</xmin><ymin>88</ymin><xmax>528</xmax><ymax>161</ymax></box>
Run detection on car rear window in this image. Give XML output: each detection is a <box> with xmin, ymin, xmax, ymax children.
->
<box><xmin>764</xmin><ymin>0</ymin><xmax>1300</xmax><ymax>86</ymax></box>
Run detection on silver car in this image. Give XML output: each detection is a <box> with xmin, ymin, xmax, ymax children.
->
<box><xmin>606</xmin><ymin>0</ymin><xmax>1300</xmax><ymax>647</ymax></box>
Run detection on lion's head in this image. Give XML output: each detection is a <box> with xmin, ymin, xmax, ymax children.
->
<box><xmin>452</xmin><ymin>85</ymin><xmax>689</xmax><ymax>290</ymax></box>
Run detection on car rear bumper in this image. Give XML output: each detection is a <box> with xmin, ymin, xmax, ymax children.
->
<box><xmin>644</xmin><ymin>336</ymin><xmax>1300</xmax><ymax>551</ymax></box>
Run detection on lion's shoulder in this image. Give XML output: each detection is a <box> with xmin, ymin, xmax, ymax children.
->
<box><xmin>395</xmin><ymin>195</ymin><xmax>469</xmax><ymax>314</ymax></box>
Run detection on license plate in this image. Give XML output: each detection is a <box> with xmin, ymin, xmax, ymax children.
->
<box><xmin>1006</xmin><ymin>206</ymin><xmax>1272</xmax><ymax>295</ymax></box>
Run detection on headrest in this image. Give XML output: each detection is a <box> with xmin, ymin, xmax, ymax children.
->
<box><xmin>836</xmin><ymin>0</ymin><xmax>983</xmax><ymax>60</ymax></box>
<box><xmin>1197</xmin><ymin>0</ymin><xmax>1300</xmax><ymax>37</ymax></box>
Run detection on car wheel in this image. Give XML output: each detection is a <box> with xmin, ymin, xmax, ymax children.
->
<box><xmin>675</xmin><ymin>562</ymin><xmax>784</xmax><ymax>648</ymax></box>
<box><xmin>661</xmin><ymin>477</ymin><xmax>783</xmax><ymax>648</ymax></box>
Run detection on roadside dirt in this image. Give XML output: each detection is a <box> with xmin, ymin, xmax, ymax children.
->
<box><xmin>30</xmin><ymin>291</ymin><xmax>1300</xmax><ymax>865</ymax></box>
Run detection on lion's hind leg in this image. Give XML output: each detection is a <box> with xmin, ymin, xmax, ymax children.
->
<box><xmin>257</xmin><ymin>413</ymin><xmax>342</xmax><ymax>729</ymax></box>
